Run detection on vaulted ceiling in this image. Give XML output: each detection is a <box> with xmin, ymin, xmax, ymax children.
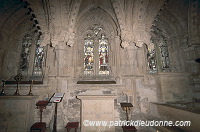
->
<box><xmin>0</xmin><ymin>0</ymin><xmax>190</xmax><ymax>49</ymax></box>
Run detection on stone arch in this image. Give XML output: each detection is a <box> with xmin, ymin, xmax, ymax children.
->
<box><xmin>150</xmin><ymin>7</ymin><xmax>187</xmax><ymax>73</ymax></box>
<box><xmin>74</xmin><ymin>7</ymin><xmax>120</xmax><ymax>77</ymax></box>
<box><xmin>76</xmin><ymin>7</ymin><xmax>119</xmax><ymax>38</ymax></box>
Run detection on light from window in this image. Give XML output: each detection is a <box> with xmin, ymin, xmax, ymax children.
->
<box><xmin>84</xmin><ymin>34</ymin><xmax>94</xmax><ymax>75</ymax></box>
<box><xmin>19</xmin><ymin>34</ymin><xmax>32</xmax><ymax>72</ymax></box>
<box><xmin>33</xmin><ymin>39</ymin><xmax>44</xmax><ymax>76</ymax></box>
<box><xmin>99</xmin><ymin>34</ymin><xmax>109</xmax><ymax>75</ymax></box>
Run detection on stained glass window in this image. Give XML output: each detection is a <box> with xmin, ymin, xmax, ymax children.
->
<box><xmin>19</xmin><ymin>34</ymin><xmax>44</xmax><ymax>77</ymax></box>
<box><xmin>84</xmin><ymin>34</ymin><xmax>94</xmax><ymax>75</ymax></box>
<box><xmin>158</xmin><ymin>36</ymin><xmax>170</xmax><ymax>72</ymax></box>
<box><xmin>147</xmin><ymin>49</ymin><xmax>157</xmax><ymax>74</ymax></box>
<box><xmin>83</xmin><ymin>33</ymin><xmax>110</xmax><ymax>76</ymax></box>
<box><xmin>99</xmin><ymin>34</ymin><xmax>109</xmax><ymax>75</ymax></box>
<box><xmin>19</xmin><ymin>34</ymin><xmax>32</xmax><ymax>72</ymax></box>
<box><xmin>33</xmin><ymin>39</ymin><xmax>44</xmax><ymax>76</ymax></box>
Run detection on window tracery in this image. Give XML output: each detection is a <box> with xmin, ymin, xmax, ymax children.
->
<box><xmin>84</xmin><ymin>32</ymin><xmax>109</xmax><ymax>76</ymax></box>
<box><xmin>158</xmin><ymin>36</ymin><xmax>170</xmax><ymax>72</ymax></box>
<box><xmin>19</xmin><ymin>34</ymin><xmax>32</xmax><ymax>72</ymax></box>
<box><xmin>99</xmin><ymin>34</ymin><xmax>109</xmax><ymax>75</ymax></box>
<box><xmin>147</xmin><ymin>49</ymin><xmax>157</xmax><ymax>74</ymax></box>
<box><xmin>84</xmin><ymin>34</ymin><xmax>94</xmax><ymax>75</ymax></box>
<box><xmin>33</xmin><ymin>39</ymin><xmax>44</xmax><ymax>76</ymax></box>
<box><xmin>19</xmin><ymin>34</ymin><xmax>44</xmax><ymax>77</ymax></box>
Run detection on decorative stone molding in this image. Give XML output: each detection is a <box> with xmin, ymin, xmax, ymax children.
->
<box><xmin>66</xmin><ymin>0</ymin><xmax>82</xmax><ymax>47</ymax></box>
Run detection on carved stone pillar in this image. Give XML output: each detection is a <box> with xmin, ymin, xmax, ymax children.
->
<box><xmin>126</xmin><ymin>44</ymin><xmax>138</xmax><ymax>75</ymax></box>
<box><xmin>55</xmin><ymin>43</ymin><xmax>73</xmax><ymax>77</ymax></box>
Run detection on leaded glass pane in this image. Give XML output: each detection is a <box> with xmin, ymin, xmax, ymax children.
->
<box><xmin>99</xmin><ymin>34</ymin><xmax>109</xmax><ymax>75</ymax></box>
<box><xmin>158</xmin><ymin>36</ymin><xmax>170</xmax><ymax>72</ymax></box>
<box><xmin>33</xmin><ymin>39</ymin><xmax>44</xmax><ymax>76</ymax></box>
<box><xmin>147</xmin><ymin>49</ymin><xmax>157</xmax><ymax>74</ymax></box>
<box><xmin>84</xmin><ymin>34</ymin><xmax>94</xmax><ymax>75</ymax></box>
<box><xmin>19</xmin><ymin>34</ymin><xmax>32</xmax><ymax>71</ymax></box>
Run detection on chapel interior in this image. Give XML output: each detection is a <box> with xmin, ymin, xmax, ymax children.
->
<box><xmin>0</xmin><ymin>0</ymin><xmax>200</xmax><ymax>132</ymax></box>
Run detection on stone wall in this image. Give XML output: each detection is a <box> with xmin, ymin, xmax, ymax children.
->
<box><xmin>0</xmin><ymin>0</ymin><xmax>199</xmax><ymax>131</ymax></box>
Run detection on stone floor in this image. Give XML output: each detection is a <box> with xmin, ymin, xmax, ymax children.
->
<box><xmin>45</xmin><ymin>127</ymin><xmax>148</xmax><ymax>132</ymax></box>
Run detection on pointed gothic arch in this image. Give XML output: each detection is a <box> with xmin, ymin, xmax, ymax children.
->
<box><xmin>74</xmin><ymin>7</ymin><xmax>120</xmax><ymax>78</ymax></box>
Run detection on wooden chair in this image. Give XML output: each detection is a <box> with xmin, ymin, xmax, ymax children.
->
<box><xmin>65</xmin><ymin>122</ymin><xmax>79</xmax><ymax>132</ymax></box>
<box><xmin>30</xmin><ymin>101</ymin><xmax>49</xmax><ymax>132</ymax></box>
<box><xmin>122</xmin><ymin>126</ymin><xmax>137</xmax><ymax>132</ymax></box>
<box><xmin>30</xmin><ymin>122</ymin><xmax>46</xmax><ymax>132</ymax></box>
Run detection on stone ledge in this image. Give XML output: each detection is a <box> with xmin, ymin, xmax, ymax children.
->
<box><xmin>0</xmin><ymin>95</ymin><xmax>39</xmax><ymax>100</ymax></box>
<box><xmin>5</xmin><ymin>80</ymin><xmax>43</xmax><ymax>85</ymax></box>
<box><xmin>77</xmin><ymin>80</ymin><xmax>116</xmax><ymax>84</ymax></box>
<box><xmin>77</xmin><ymin>95</ymin><xmax>117</xmax><ymax>100</ymax></box>
<box><xmin>154</xmin><ymin>72</ymin><xmax>190</xmax><ymax>77</ymax></box>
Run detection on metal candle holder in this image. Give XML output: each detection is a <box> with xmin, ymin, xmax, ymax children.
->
<box><xmin>14</xmin><ymin>73</ymin><xmax>23</xmax><ymax>95</ymax></box>
<box><xmin>27</xmin><ymin>80</ymin><xmax>34</xmax><ymax>96</ymax></box>
<box><xmin>0</xmin><ymin>80</ymin><xmax>6</xmax><ymax>95</ymax></box>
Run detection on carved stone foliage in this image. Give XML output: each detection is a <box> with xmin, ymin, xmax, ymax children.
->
<box><xmin>76</xmin><ymin>7</ymin><xmax>117</xmax><ymax>39</ymax></box>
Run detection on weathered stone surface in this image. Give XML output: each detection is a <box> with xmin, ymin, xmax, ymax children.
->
<box><xmin>0</xmin><ymin>0</ymin><xmax>199</xmax><ymax>131</ymax></box>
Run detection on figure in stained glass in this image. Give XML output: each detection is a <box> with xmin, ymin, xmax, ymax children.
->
<box><xmin>84</xmin><ymin>34</ymin><xmax>94</xmax><ymax>75</ymax></box>
<box><xmin>99</xmin><ymin>34</ymin><xmax>109</xmax><ymax>75</ymax></box>
<box><xmin>19</xmin><ymin>34</ymin><xmax>32</xmax><ymax>71</ymax></box>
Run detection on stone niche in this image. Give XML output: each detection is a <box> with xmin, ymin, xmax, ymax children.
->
<box><xmin>77</xmin><ymin>95</ymin><xmax>117</xmax><ymax>132</ymax></box>
<box><xmin>0</xmin><ymin>96</ymin><xmax>37</xmax><ymax>132</ymax></box>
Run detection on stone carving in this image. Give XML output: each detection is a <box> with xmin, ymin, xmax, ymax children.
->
<box><xmin>111</xmin><ymin>0</ymin><xmax>125</xmax><ymax>31</ymax></box>
<box><xmin>66</xmin><ymin>0</ymin><xmax>82</xmax><ymax>47</ymax></box>
<box><xmin>89</xmin><ymin>24</ymin><xmax>103</xmax><ymax>36</ymax></box>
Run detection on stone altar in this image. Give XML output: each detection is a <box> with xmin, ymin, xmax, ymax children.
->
<box><xmin>77</xmin><ymin>95</ymin><xmax>117</xmax><ymax>132</ymax></box>
<box><xmin>0</xmin><ymin>96</ymin><xmax>38</xmax><ymax>132</ymax></box>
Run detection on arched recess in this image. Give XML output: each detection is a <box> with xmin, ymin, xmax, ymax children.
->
<box><xmin>74</xmin><ymin>7</ymin><xmax>120</xmax><ymax>79</ymax></box>
<box><xmin>150</xmin><ymin>8</ymin><xmax>186</xmax><ymax>73</ymax></box>
<box><xmin>1</xmin><ymin>15</ymin><xmax>44</xmax><ymax>80</ymax></box>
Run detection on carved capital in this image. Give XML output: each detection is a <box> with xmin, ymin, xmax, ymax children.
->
<box><xmin>121</xmin><ymin>40</ymin><xmax>130</xmax><ymax>48</ymax></box>
<box><xmin>67</xmin><ymin>32</ymin><xmax>75</xmax><ymax>47</ymax></box>
<box><xmin>136</xmin><ymin>40</ymin><xmax>144</xmax><ymax>48</ymax></box>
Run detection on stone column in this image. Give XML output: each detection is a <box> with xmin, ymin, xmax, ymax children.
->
<box><xmin>126</xmin><ymin>44</ymin><xmax>138</xmax><ymax>75</ymax></box>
